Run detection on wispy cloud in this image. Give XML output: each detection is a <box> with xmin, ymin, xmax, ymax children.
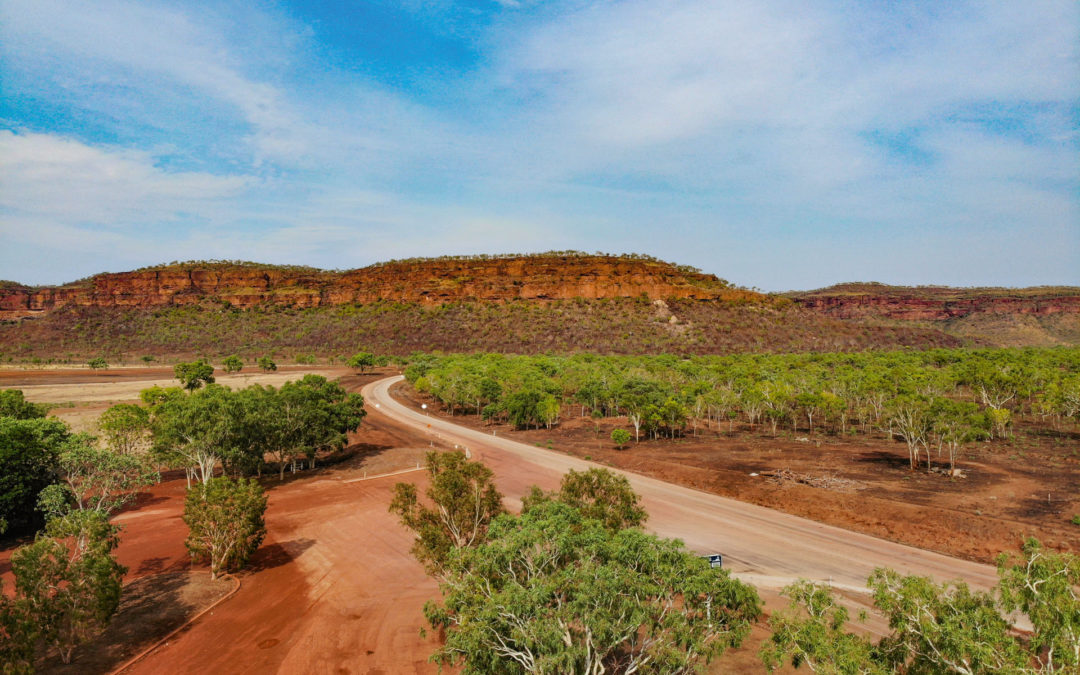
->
<box><xmin>0</xmin><ymin>0</ymin><xmax>1075</xmax><ymax>289</ymax></box>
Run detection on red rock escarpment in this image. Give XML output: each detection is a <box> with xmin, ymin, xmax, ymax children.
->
<box><xmin>792</xmin><ymin>289</ymin><xmax>1080</xmax><ymax>321</ymax></box>
<box><xmin>0</xmin><ymin>256</ymin><xmax>753</xmax><ymax>319</ymax></box>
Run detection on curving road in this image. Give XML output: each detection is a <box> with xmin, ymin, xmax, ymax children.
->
<box><xmin>364</xmin><ymin>375</ymin><xmax>1000</xmax><ymax>598</ymax></box>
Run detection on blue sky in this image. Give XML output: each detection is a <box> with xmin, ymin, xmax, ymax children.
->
<box><xmin>0</xmin><ymin>0</ymin><xmax>1077</xmax><ymax>290</ymax></box>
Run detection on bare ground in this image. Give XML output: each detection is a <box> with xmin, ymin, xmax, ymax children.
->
<box><xmin>394</xmin><ymin>382</ymin><xmax>1080</xmax><ymax>564</ymax></box>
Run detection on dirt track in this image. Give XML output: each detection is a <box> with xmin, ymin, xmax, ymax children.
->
<box><xmin>365</xmin><ymin>376</ymin><xmax>1001</xmax><ymax>597</ymax></box>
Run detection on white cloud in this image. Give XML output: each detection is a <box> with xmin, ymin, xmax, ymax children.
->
<box><xmin>0</xmin><ymin>0</ymin><xmax>1075</xmax><ymax>289</ymax></box>
<box><xmin>0</xmin><ymin>130</ymin><xmax>252</xmax><ymax>226</ymax></box>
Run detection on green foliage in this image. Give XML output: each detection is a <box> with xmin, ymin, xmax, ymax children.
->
<box><xmin>426</xmin><ymin>500</ymin><xmax>762</xmax><ymax>674</ymax></box>
<box><xmin>86</xmin><ymin>357</ymin><xmax>108</xmax><ymax>370</ymax></box>
<box><xmin>240</xmin><ymin>374</ymin><xmax>366</xmax><ymax>479</ymax></box>
<box><xmin>0</xmin><ymin>389</ymin><xmax>50</xmax><ymax>420</ymax></box>
<box><xmin>522</xmin><ymin>468</ymin><xmax>647</xmax><ymax>532</ymax></box>
<box><xmin>183</xmin><ymin>477</ymin><xmax>267</xmax><ymax>579</ymax></box>
<box><xmin>150</xmin><ymin>375</ymin><xmax>365</xmax><ymax>482</ymax></box>
<box><xmin>174</xmin><ymin>359</ymin><xmax>215</xmax><ymax>390</ymax></box>
<box><xmin>347</xmin><ymin>351</ymin><xmax>375</xmax><ymax>372</ymax></box>
<box><xmin>151</xmin><ymin>384</ymin><xmax>239</xmax><ymax>483</ymax></box>
<box><xmin>390</xmin><ymin>451</ymin><xmax>504</xmax><ymax>572</ymax></box>
<box><xmin>140</xmin><ymin>355</ymin><xmax>155</xmax><ymax>363</ymax></box>
<box><xmin>97</xmin><ymin>403</ymin><xmax>151</xmax><ymax>455</ymax></box>
<box><xmin>222</xmin><ymin>354</ymin><xmax>244</xmax><ymax>373</ymax></box>
<box><xmin>10</xmin><ymin>512</ymin><xmax>126</xmax><ymax>665</ymax></box>
<box><xmin>611</xmin><ymin>427</ymin><xmax>631</xmax><ymax>449</ymax></box>
<box><xmin>256</xmin><ymin>355</ymin><xmax>277</xmax><ymax>372</ymax></box>
<box><xmin>761</xmin><ymin>580</ymin><xmax>885</xmax><ymax>674</ymax></box>
<box><xmin>0</xmin><ymin>417</ymin><xmax>68</xmax><ymax>535</ymax></box>
<box><xmin>0</xmin><ymin>578</ymin><xmax>36</xmax><ymax>674</ymax></box>
<box><xmin>1071</xmin><ymin>514</ymin><xmax>1080</xmax><ymax>527</ymax></box>
<box><xmin>996</xmin><ymin>539</ymin><xmax>1080</xmax><ymax>672</ymax></box>
<box><xmin>37</xmin><ymin>437</ymin><xmax>159</xmax><ymax>519</ymax></box>
<box><xmin>763</xmin><ymin>539</ymin><xmax>1080</xmax><ymax>674</ymax></box>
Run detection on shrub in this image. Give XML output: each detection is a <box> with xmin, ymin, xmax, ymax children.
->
<box><xmin>611</xmin><ymin>428</ymin><xmax>631</xmax><ymax>449</ymax></box>
<box><xmin>87</xmin><ymin>357</ymin><xmax>108</xmax><ymax>370</ymax></box>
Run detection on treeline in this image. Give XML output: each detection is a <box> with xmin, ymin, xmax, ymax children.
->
<box><xmin>405</xmin><ymin>347</ymin><xmax>1080</xmax><ymax>471</ymax></box>
<box><xmin>144</xmin><ymin>373</ymin><xmax>366</xmax><ymax>482</ymax></box>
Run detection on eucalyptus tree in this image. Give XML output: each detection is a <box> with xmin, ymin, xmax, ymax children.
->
<box><xmin>390</xmin><ymin>450</ymin><xmax>504</xmax><ymax>572</ymax></box>
<box><xmin>426</xmin><ymin>501</ymin><xmax>761</xmax><ymax>675</ymax></box>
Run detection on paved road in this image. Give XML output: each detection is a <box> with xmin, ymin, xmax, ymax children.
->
<box><xmin>365</xmin><ymin>375</ymin><xmax>1000</xmax><ymax>597</ymax></box>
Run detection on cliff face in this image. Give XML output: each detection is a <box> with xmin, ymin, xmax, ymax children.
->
<box><xmin>0</xmin><ymin>256</ymin><xmax>755</xmax><ymax>319</ymax></box>
<box><xmin>790</xmin><ymin>285</ymin><xmax>1080</xmax><ymax>322</ymax></box>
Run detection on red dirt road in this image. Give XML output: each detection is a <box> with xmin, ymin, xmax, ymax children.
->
<box><xmin>366</xmin><ymin>376</ymin><xmax>1001</xmax><ymax>597</ymax></box>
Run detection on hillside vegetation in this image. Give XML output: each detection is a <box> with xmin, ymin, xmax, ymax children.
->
<box><xmin>0</xmin><ymin>298</ymin><xmax>962</xmax><ymax>363</ymax></box>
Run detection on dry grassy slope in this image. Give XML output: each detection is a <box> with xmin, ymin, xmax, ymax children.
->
<box><xmin>0</xmin><ymin>298</ymin><xmax>962</xmax><ymax>361</ymax></box>
<box><xmin>2</xmin><ymin>256</ymin><xmax>1074</xmax><ymax>357</ymax></box>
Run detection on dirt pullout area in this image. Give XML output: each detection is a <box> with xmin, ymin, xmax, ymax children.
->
<box><xmin>393</xmin><ymin>382</ymin><xmax>1080</xmax><ymax>564</ymax></box>
<box><xmin>5</xmin><ymin>366</ymin><xmax>351</xmax><ymax>404</ymax></box>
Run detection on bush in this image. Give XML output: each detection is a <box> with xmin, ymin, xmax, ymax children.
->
<box><xmin>0</xmin><ymin>417</ymin><xmax>68</xmax><ymax>535</ymax></box>
<box><xmin>611</xmin><ymin>428</ymin><xmax>631</xmax><ymax>449</ymax></box>
<box><xmin>0</xmin><ymin>389</ymin><xmax>50</xmax><ymax>420</ymax></box>
<box><xmin>183</xmin><ymin>477</ymin><xmax>267</xmax><ymax>579</ymax></box>
<box><xmin>87</xmin><ymin>357</ymin><xmax>108</xmax><ymax>370</ymax></box>
<box><xmin>256</xmin><ymin>356</ymin><xmax>277</xmax><ymax>372</ymax></box>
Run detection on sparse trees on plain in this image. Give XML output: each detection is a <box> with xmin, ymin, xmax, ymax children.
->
<box><xmin>222</xmin><ymin>355</ymin><xmax>244</xmax><ymax>373</ymax></box>
<box><xmin>257</xmin><ymin>356</ymin><xmax>277</xmax><ymax>372</ymax></box>
<box><xmin>87</xmin><ymin>358</ymin><xmax>108</xmax><ymax>370</ymax></box>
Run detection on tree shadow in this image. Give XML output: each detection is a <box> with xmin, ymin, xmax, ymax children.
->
<box><xmin>854</xmin><ymin>450</ymin><xmax>911</xmax><ymax>471</ymax></box>
<box><xmin>38</xmin><ymin>570</ymin><xmax>232</xmax><ymax>674</ymax></box>
<box><xmin>243</xmin><ymin>538</ymin><xmax>316</xmax><ymax>574</ymax></box>
<box><xmin>113</xmin><ymin>492</ymin><xmax>170</xmax><ymax>517</ymax></box>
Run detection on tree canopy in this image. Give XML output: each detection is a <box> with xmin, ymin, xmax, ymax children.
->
<box><xmin>390</xmin><ymin>450</ymin><xmax>505</xmax><ymax>572</ymax></box>
<box><xmin>426</xmin><ymin>500</ymin><xmax>762</xmax><ymax>674</ymax></box>
<box><xmin>174</xmin><ymin>359</ymin><xmax>215</xmax><ymax>390</ymax></box>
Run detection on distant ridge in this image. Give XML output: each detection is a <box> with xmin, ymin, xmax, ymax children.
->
<box><xmin>0</xmin><ymin>253</ymin><xmax>767</xmax><ymax>320</ymax></box>
<box><xmin>1</xmin><ymin>254</ymin><xmax>1077</xmax><ymax>358</ymax></box>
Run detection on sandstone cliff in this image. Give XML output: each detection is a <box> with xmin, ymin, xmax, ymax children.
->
<box><xmin>0</xmin><ymin>255</ymin><xmax>761</xmax><ymax>320</ymax></box>
<box><xmin>788</xmin><ymin>283</ymin><xmax>1080</xmax><ymax>321</ymax></box>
